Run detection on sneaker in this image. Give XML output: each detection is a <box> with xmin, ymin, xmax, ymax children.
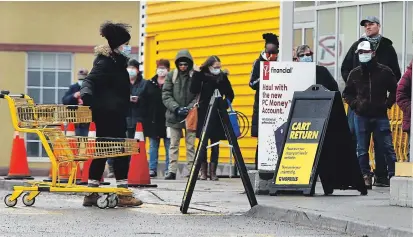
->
<box><xmin>83</xmin><ymin>193</ymin><xmax>99</xmax><ymax>207</ymax></box>
<box><xmin>165</xmin><ymin>172</ymin><xmax>176</xmax><ymax>180</ymax></box>
<box><xmin>373</xmin><ymin>176</ymin><xmax>390</xmax><ymax>187</ymax></box>
<box><xmin>118</xmin><ymin>195</ymin><xmax>143</xmax><ymax>207</ymax></box>
<box><xmin>363</xmin><ymin>174</ymin><xmax>372</xmax><ymax>190</ymax></box>
<box><xmin>149</xmin><ymin>170</ymin><xmax>157</xmax><ymax>178</ymax></box>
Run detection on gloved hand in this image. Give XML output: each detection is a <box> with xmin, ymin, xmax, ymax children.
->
<box><xmin>175</xmin><ymin>107</ymin><xmax>189</xmax><ymax>117</ymax></box>
<box><xmin>81</xmin><ymin>94</ymin><xmax>93</xmax><ymax>107</ymax></box>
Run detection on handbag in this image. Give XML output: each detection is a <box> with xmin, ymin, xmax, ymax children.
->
<box><xmin>186</xmin><ymin>83</ymin><xmax>202</xmax><ymax>132</ymax></box>
<box><xmin>227</xmin><ymin>99</ymin><xmax>241</xmax><ymax>138</ymax></box>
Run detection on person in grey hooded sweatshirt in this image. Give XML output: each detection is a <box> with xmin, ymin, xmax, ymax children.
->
<box><xmin>162</xmin><ymin>49</ymin><xmax>198</xmax><ymax>180</ymax></box>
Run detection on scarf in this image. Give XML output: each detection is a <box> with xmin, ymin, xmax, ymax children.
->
<box><xmin>363</xmin><ymin>34</ymin><xmax>382</xmax><ymax>50</ymax></box>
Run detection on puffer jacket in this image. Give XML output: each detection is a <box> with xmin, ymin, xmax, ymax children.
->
<box><xmin>80</xmin><ymin>44</ymin><xmax>130</xmax><ymax>118</ymax></box>
<box><xmin>396</xmin><ymin>61</ymin><xmax>412</xmax><ymax>132</ymax></box>
<box><xmin>343</xmin><ymin>60</ymin><xmax>398</xmax><ymax>118</ymax></box>
<box><xmin>249</xmin><ymin>53</ymin><xmax>266</xmax><ymax>138</ymax></box>
<box><xmin>162</xmin><ymin>49</ymin><xmax>197</xmax><ymax>129</ymax></box>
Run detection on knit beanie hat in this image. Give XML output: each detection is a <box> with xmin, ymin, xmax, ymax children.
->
<box><xmin>100</xmin><ymin>21</ymin><xmax>131</xmax><ymax>50</ymax></box>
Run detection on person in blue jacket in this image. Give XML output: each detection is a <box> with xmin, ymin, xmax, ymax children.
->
<box><xmin>62</xmin><ymin>68</ymin><xmax>90</xmax><ymax>136</ymax></box>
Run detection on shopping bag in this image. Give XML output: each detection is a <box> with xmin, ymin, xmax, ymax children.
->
<box><xmin>186</xmin><ymin>106</ymin><xmax>198</xmax><ymax>132</ymax></box>
<box><xmin>227</xmin><ymin>99</ymin><xmax>241</xmax><ymax>138</ymax></box>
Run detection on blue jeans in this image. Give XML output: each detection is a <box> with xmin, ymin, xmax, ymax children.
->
<box><xmin>348</xmin><ymin>108</ymin><xmax>388</xmax><ymax>177</ymax></box>
<box><xmin>149</xmin><ymin>137</ymin><xmax>170</xmax><ymax>173</ymax></box>
<box><xmin>354</xmin><ymin>114</ymin><xmax>396</xmax><ymax>177</ymax></box>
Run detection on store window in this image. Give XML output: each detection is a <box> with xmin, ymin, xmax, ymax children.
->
<box><xmin>294</xmin><ymin>29</ymin><xmax>302</xmax><ymax>50</ymax></box>
<box><xmin>338</xmin><ymin>6</ymin><xmax>358</xmax><ymax>90</ymax></box>
<box><xmin>360</xmin><ymin>4</ymin><xmax>379</xmax><ymax>37</ymax></box>
<box><xmin>317</xmin><ymin>9</ymin><xmax>336</xmax><ymax>79</ymax></box>
<box><xmin>405</xmin><ymin>1</ymin><xmax>413</xmax><ymax>69</ymax></box>
<box><xmin>295</xmin><ymin>1</ymin><xmax>315</xmax><ymax>8</ymax></box>
<box><xmin>26</xmin><ymin>52</ymin><xmax>73</xmax><ymax>158</ymax></box>
<box><xmin>318</xmin><ymin>1</ymin><xmax>336</xmax><ymax>5</ymax></box>
<box><xmin>305</xmin><ymin>28</ymin><xmax>314</xmax><ymax>50</ymax></box>
<box><xmin>383</xmin><ymin>1</ymin><xmax>404</xmax><ymax>72</ymax></box>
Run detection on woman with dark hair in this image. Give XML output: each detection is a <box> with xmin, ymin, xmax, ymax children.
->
<box><xmin>190</xmin><ymin>55</ymin><xmax>234</xmax><ymax>181</ymax></box>
<box><xmin>141</xmin><ymin>59</ymin><xmax>171</xmax><ymax>177</ymax></box>
<box><xmin>80</xmin><ymin>21</ymin><xmax>142</xmax><ymax>207</ymax></box>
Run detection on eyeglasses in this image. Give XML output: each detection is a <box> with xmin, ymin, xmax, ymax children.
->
<box><xmin>298</xmin><ymin>53</ymin><xmax>313</xmax><ymax>57</ymax></box>
<box><xmin>178</xmin><ymin>62</ymin><xmax>188</xmax><ymax>67</ymax></box>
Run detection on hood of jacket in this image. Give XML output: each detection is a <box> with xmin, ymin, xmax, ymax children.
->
<box><xmin>94</xmin><ymin>45</ymin><xmax>112</xmax><ymax>57</ymax></box>
<box><xmin>174</xmin><ymin>49</ymin><xmax>194</xmax><ymax>70</ymax></box>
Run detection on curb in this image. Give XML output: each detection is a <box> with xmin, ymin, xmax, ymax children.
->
<box><xmin>245</xmin><ymin>205</ymin><xmax>413</xmax><ymax>237</ymax></box>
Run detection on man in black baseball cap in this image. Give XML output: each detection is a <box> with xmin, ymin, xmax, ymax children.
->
<box><xmin>341</xmin><ymin>15</ymin><xmax>401</xmax><ymax>188</ymax></box>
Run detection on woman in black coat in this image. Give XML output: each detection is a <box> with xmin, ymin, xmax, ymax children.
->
<box><xmin>190</xmin><ymin>55</ymin><xmax>234</xmax><ymax>181</ymax></box>
<box><xmin>140</xmin><ymin>59</ymin><xmax>171</xmax><ymax>178</ymax></box>
<box><xmin>80</xmin><ymin>21</ymin><xmax>142</xmax><ymax>207</ymax></box>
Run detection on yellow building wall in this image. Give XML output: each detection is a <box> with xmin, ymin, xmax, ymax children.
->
<box><xmin>144</xmin><ymin>1</ymin><xmax>280</xmax><ymax>164</ymax></box>
<box><xmin>0</xmin><ymin>1</ymin><xmax>140</xmax><ymax>172</ymax></box>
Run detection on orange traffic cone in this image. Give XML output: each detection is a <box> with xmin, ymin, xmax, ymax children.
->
<box><xmin>44</xmin><ymin>124</ymin><xmax>70</xmax><ymax>183</ymax></box>
<box><xmin>128</xmin><ymin>122</ymin><xmax>157</xmax><ymax>188</ymax></box>
<box><xmin>66</xmin><ymin>123</ymin><xmax>82</xmax><ymax>183</ymax></box>
<box><xmin>5</xmin><ymin>131</ymin><xmax>34</xmax><ymax>180</ymax></box>
<box><xmin>79</xmin><ymin>122</ymin><xmax>109</xmax><ymax>185</ymax></box>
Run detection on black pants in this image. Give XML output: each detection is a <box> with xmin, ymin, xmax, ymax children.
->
<box><xmin>201</xmin><ymin>138</ymin><xmax>220</xmax><ymax>164</ymax></box>
<box><xmin>89</xmin><ymin>113</ymin><xmax>129</xmax><ymax>181</ymax></box>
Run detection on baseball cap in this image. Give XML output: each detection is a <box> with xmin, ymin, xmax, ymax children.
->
<box><xmin>360</xmin><ymin>16</ymin><xmax>380</xmax><ymax>26</ymax></box>
<box><xmin>77</xmin><ymin>68</ymin><xmax>88</xmax><ymax>80</ymax></box>
<box><xmin>355</xmin><ymin>41</ymin><xmax>373</xmax><ymax>53</ymax></box>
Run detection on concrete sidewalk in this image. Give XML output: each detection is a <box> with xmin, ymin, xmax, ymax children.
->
<box><xmin>1</xmin><ymin>177</ymin><xmax>412</xmax><ymax>237</ymax></box>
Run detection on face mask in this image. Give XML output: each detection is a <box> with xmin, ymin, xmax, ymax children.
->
<box><xmin>209</xmin><ymin>67</ymin><xmax>220</xmax><ymax>75</ymax></box>
<box><xmin>299</xmin><ymin>56</ymin><xmax>313</xmax><ymax>62</ymax></box>
<box><xmin>157</xmin><ymin>68</ymin><xmax>168</xmax><ymax>77</ymax></box>
<box><xmin>119</xmin><ymin>45</ymin><xmax>132</xmax><ymax>57</ymax></box>
<box><xmin>359</xmin><ymin>53</ymin><xmax>372</xmax><ymax>63</ymax></box>
<box><xmin>127</xmin><ymin>68</ymin><xmax>137</xmax><ymax>77</ymax></box>
<box><xmin>77</xmin><ymin>80</ymin><xmax>83</xmax><ymax>86</ymax></box>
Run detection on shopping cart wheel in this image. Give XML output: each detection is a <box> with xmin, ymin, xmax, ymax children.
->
<box><xmin>96</xmin><ymin>195</ymin><xmax>109</xmax><ymax>209</ymax></box>
<box><xmin>22</xmin><ymin>193</ymin><xmax>35</xmax><ymax>207</ymax></box>
<box><xmin>108</xmin><ymin>194</ymin><xmax>118</xmax><ymax>208</ymax></box>
<box><xmin>4</xmin><ymin>194</ymin><xmax>17</xmax><ymax>207</ymax></box>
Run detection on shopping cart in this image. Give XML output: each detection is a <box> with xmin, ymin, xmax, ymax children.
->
<box><xmin>1</xmin><ymin>91</ymin><xmax>140</xmax><ymax>209</ymax></box>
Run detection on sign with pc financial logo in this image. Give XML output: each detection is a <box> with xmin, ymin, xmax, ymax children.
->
<box><xmin>258</xmin><ymin>62</ymin><xmax>316</xmax><ymax>171</ymax></box>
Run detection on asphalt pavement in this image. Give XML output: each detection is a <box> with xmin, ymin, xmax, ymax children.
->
<box><xmin>0</xmin><ymin>189</ymin><xmax>355</xmax><ymax>237</ymax></box>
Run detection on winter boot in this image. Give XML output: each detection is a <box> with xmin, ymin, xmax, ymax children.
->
<box><xmin>209</xmin><ymin>163</ymin><xmax>219</xmax><ymax>181</ymax></box>
<box><xmin>164</xmin><ymin>172</ymin><xmax>176</xmax><ymax>180</ymax></box>
<box><xmin>199</xmin><ymin>162</ymin><xmax>208</xmax><ymax>180</ymax></box>
<box><xmin>83</xmin><ymin>193</ymin><xmax>99</xmax><ymax>207</ymax></box>
<box><xmin>363</xmin><ymin>174</ymin><xmax>372</xmax><ymax>190</ymax></box>
<box><xmin>118</xmin><ymin>195</ymin><xmax>143</xmax><ymax>207</ymax></box>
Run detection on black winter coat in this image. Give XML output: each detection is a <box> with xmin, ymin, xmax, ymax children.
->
<box><xmin>190</xmin><ymin>70</ymin><xmax>234</xmax><ymax>140</ymax></box>
<box><xmin>80</xmin><ymin>45</ymin><xmax>130</xmax><ymax>120</ymax></box>
<box><xmin>343</xmin><ymin>60</ymin><xmax>398</xmax><ymax>118</ymax></box>
<box><xmin>141</xmin><ymin>75</ymin><xmax>168</xmax><ymax>138</ymax></box>
<box><xmin>62</xmin><ymin>83</ymin><xmax>81</xmax><ymax>105</ymax></box>
<box><xmin>341</xmin><ymin>37</ymin><xmax>401</xmax><ymax>82</ymax></box>
<box><xmin>249</xmin><ymin>54</ymin><xmax>265</xmax><ymax>138</ymax></box>
<box><xmin>316</xmin><ymin>65</ymin><xmax>339</xmax><ymax>91</ymax></box>
<box><xmin>127</xmin><ymin>75</ymin><xmax>147</xmax><ymax>128</ymax></box>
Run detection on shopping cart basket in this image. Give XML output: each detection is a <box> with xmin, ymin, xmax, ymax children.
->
<box><xmin>1</xmin><ymin>91</ymin><xmax>140</xmax><ymax>209</ymax></box>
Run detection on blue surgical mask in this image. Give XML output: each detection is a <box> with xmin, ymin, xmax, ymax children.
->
<box><xmin>127</xmin><ymin>68</ymin><xmax>137</xmax><ymax>77</ymax></box>
<box><xmin>359</xmin><ymin>53</ymin><xmax>372</xmax><ymax>63</ymax></box>
<box><xmin>299</xmin><ymin>56</ymin><xmax>313</xmax><ymax>62</ymax></box>
<box><xmin>209</xmin><ymin>67</ymin><xmax>221</xmax><ymax>75</ymax></box>
<box><xmin>120</xmin><ymin>45</ymin><xmax>132</xmax><ymax>57</ymax></box>
<box><xmin>77</xmin><ymin>80</ymin><xmax>83</xmax><ymax>86</ymax></box>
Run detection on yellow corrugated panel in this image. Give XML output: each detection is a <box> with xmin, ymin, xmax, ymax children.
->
<box><xmin>144</xmin><ymin>1</ymin><xmax>280</xmax><ymax>165</ymax></box>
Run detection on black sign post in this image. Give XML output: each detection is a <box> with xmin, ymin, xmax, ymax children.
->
<box><xmin>269</xmin><ymin>85</ymin><xmax>367</xmax><ymax>196</ymax></box>
<box><xmin>180</xmin><ymin>90</ymin><xmax>258</xmax><ymax>214</ymax></box>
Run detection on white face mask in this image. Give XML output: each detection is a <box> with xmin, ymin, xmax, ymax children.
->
<box><xmin>127</xmin><ymin>68</ymin><xmax>137</xmax><ymax>77</ymax></box>
<box><xmin>157</xmin><ymin>68</ymin><xmax>168</xmax><ymax>77</ymax></box>
<box><xmin>359</xmin><ymin>53</ymin><xmax>372</xmax><ymax>63</ymax></box>
<box><xmin>119</xmin><ymin>45</ymin><xmax>132</xmax><ymax>57</ymax></box>
<box><xmin>77</xmin><ymin>80</ymin><xmax>83</xmax><ymax>86</ymax></box>
<box><xmin>209</xmin><ymin>67</ymin><xmax>220</xmax><ymax>75</ymax></box>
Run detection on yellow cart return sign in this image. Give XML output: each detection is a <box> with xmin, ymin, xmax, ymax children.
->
<box><xmin>275</xmin><ymin>118</ymin><xmax>325</xmax><ymax>185</ymax></box>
